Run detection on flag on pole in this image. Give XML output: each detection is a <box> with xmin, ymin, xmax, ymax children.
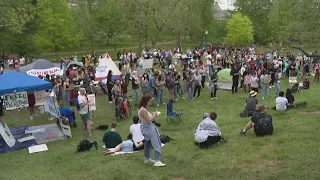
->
<box><xmin>61</xmin><ymin>57</ymin><xmax>67</xmax><ymax>63</ymax></box>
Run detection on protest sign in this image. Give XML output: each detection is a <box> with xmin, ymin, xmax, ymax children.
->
<box><xmin>4</xmin><ymin>92</ymin><xmax>29</xmax><ymax>110</ymax></box>
<box><xmin>87</xmin><ymin>94</ymin><xmax>96</xmax><ymax>111</ymax></box>
<box><xmin>95</xmin><ymin>65</ymin><xmax>109</xmax><ymax>81</ymax></box>
<box><xmin>0</xmin><ymin>120</ymin><xmax>16</xmax><ymax>147</ymax></box>
<box><xmin>141</xmin><ymin>59</ymin><xmax>154</xmax><ymax>69</ymax></box>
<box><xmin>44</xmin><ymin>96</ymin><xmax>60</xmax><ymax>118</ymax></box>
<box><xmin>26</xmin><ymin>67</ymin><xmax>62</xmax><ymax>77</ymax></box>
<box><xmin>34</xmin><ymin>91</ymin><xmax>46</xmax><ymax>106</ymax></box>
<box><xmin>59</xmin><ymin>117</ymin><xmax>72</xmax><ymax>138</ymax></box>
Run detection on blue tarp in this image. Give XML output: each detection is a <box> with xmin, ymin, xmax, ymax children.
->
<box><xmin>0</xmin><ymin>71</ymin><xmax>52</xmax><ymax>96</ymax></box>
<box><xmin>0</xmin><ymin>126</ymin><xmax>36</xmax><ymax>154</ymax></box>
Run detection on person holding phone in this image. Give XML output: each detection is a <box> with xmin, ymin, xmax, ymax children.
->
<box><xmin>138</xmin><ymin>95</ymin><xmax>166</xmax><ymax>167</ymax></box>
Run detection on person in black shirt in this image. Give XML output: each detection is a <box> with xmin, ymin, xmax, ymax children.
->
<box><xmin>230</xmin><ymin>64</ymin><xmax>240</xmax><ymax>94</ymax></box>
<box><xmin>240</xmin><ymin>104</ymin><xmax>272</xmax><ymax>135</ymax></box>
<box><xmin>285</xmin><ymin>88</ymin><xmax>295</xmax><ymax>108</ymax></box>
<box><xmin>209</xmin><ymin>69</ymin><xmax>218</xmax><ymax>100</ymax></box>
<box><xmin>107</xmin><ymin>70</ymin><xmax>114</xmax><ymax>103</ymax></box>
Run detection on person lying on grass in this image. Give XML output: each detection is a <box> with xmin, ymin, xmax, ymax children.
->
<box><xmin>194</xmin><ymin>112</ymin><xmax>226</xmax><ymax>148</ymax></box>
<box><xmin>104</xmin><ymin>133</ymin><xmax>144</xmax><ymax>155</ymax></box>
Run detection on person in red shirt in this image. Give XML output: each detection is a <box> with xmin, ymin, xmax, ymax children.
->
<box><xmin>28</xmin><ymin>92</ymin><xmax>36</xmax><ymax>120</ymax></box>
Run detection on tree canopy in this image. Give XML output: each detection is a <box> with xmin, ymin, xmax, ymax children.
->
<box><xmin>224</xmin><ymin>12</ymin><xmax>254</xmax><ymax>46</ymax></box>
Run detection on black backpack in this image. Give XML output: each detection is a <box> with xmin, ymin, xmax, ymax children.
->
<box><xmin>77</xmin><ymin>140</ymin><xmax>93</xmax><ymax>152</ymax></box>
<box><xmin>254</xmin><ymin>114</ymin><xmax>273</xmax><ymax>137</ymax></box>
<box><xmin>160</xmin><ymin>134</ymin><xmax>173</xmax><ymax>144</ymax></box>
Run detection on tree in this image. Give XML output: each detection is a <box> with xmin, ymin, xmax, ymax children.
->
<box><xmin>235</xmin><ymin>0</ymin><xmax>272</xmax><ymax>45</ymax></box>
<box><xmin>268</xmin><ymin>0</ymin><xmax>320</xmax><ymax>48</ymax></box>
<box><xmin>33</xmin><ymin>0</ymin><xmax>83</xmax><ymax>60</ymax></box>
<box><xmin>224</xmin><ymin>12</ymin><xmax>254</xmax><ymax>46</ymax></box>
<box><xmin>0</xmin><ymin>0</ymin><xmax>41</xmax><ymax>56</ymax></box>
<box><xmin>74</xmin><ymin>0</ymin><xmax>97</xmax><ymax>52</ymax></box>
<box><xmin>93</xmin><ymin>0</ymin><xmax>127</xmax><ymax>49</ymax></box>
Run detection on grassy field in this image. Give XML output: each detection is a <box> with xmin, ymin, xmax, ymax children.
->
<box><xmin>0</xmin><ymin>71</ymin><xmax>319</xmax><ymax>180</ymax></box>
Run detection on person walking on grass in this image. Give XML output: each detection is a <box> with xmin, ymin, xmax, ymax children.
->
<box><xmin>138</xmin><ymin>95</ymin><xmax>166</xmax><ymax>167</ymax></box>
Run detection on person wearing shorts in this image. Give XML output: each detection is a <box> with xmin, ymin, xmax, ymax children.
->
<box><xmin>78</xmin><ymin>88</ymin><xmax>92</xmax><ymax>137</ymax></box>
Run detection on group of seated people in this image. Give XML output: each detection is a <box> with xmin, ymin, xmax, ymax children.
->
<box><xmin>102</xmin><ymin>116</ymin><xmax>145</xmax><ymax>154</ymax></box>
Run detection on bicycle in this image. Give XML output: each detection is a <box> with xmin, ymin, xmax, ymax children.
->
<box><xmin>115</xmin><ymin>95</ymin><xmax>132</xmax><ymax>122</ymax></box>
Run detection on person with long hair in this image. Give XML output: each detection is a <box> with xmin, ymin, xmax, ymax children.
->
<box><xmin>107</xmin><ymin>70</ymin><xmax>114</xmax><ymax>103</ymax></box>
<box><xmin>138</xmin><ymin>95</ymin><xmax>166</xmax><ymax>167</ymax></box>
<box><xmin>141</xmin><ymin>72</ymin><xmax>149</xmax><ymax>95</ymax></box>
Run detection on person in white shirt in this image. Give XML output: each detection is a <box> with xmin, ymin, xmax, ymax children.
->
<box><xmin>275</xmin><ymin>91</ymin><xmax>288</xmax><ymax>111</ymax></box>
<box><xmin>194</xmin><ymin>112</ymin><xmax>223</xmax><ymax>148</ymax></box>
<box><xmin>78</xmin><ymin>88</ymin><xmax>92</xmax><ymax>136</ymax></box>
<box><xmin>19</xmin><ymin>56</ymin><xmax>25</xmax><ymax>66</ymax></box>
<box><xmin>130</xmin><ymin>116</ymin><xmax>144</xmax><ymax>145</ymax></box>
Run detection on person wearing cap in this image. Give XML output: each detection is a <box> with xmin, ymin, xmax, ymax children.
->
<box><xmin>240</xmin><ymin>90</ymin><xmax>258</xmax><ymax>117</ymax></box>
<box><xmin>194</xmin><ymin>112</ymin><xmax>223</xmax><ymax>148</ymax></box>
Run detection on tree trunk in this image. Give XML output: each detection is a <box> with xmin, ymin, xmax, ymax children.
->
<box><xmin>106</xmin><ymin>39</ymin><xmax>109</xmax><ymax>46</ymax></box>
<box><xmin>55</xmin><ymin>51</ymin><xmax>59</xmax><ymax>63</ymax></box>
<box><xmin>152</xmin><ymin>39</ymin><xmax>156</xmax><ymax>48</ymax></box>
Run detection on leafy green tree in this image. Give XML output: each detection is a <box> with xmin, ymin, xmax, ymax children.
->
<box><xmin>33</xmin><ymin>0</ymin><xmax>83</xmax><ymax>60</ymax></box>
<box><xmin>224</xmin><ymin>12</ymin><xmax>254</xmax><ymax>46</ymax></box>
<box><xmin>235</xmin><ymin>0</ymin><xmax>272</xmax><ymax>44</ymax></box>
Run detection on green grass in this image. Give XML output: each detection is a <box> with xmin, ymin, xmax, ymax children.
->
<box><xmin>0</xmin><ymin>74</ymin><xmax>320</xmax><ymax>180</ymax></box>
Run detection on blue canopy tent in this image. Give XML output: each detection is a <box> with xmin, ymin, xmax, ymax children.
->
<box><xmin>0</xmin><ymin>71</ymin><xmax>52</xmax><ymax>96</ymax></box>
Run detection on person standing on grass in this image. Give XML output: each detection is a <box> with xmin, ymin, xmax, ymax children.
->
<box><xmin>260</xmin><ymin>72</ymin><xmax>269</xmax><ymax>100</ymax></box>
<box><xmin>78</xmin><ymin>88</ymin><xmax>92</xmax><ymax>137</ymax></box>
<box><xmin>173</xmin><ymin>72</ymin><xmax>185</xmax><ymax>101</ymax></box>
<box><xmin>274</xmin><ymin>68</ymin><xmax>282</xmax><ymax>97</ymax></box>
<box><xmin>138</xmin><ymin>95</ymin><xmax>166</xmax><ymax>167</ymax></box>
<box><xmin>63</xmin><ymin>78</ymin><xmax>70</xmax><ymax>107</ymax></box>
<box><xmin>155</xmin><ymin>74</ymin><xmax>165</xmax><ymax>106</ymax></box>
<box><xmin>166</xmin><ymin>72</ymin><xmax>175</xmax><ymax>102</ymax></box>
<box><xmin>240</xmin><ymin>104</ymin><xmax>273</xmax><ymax>136</ymax></box>
<box><xmin>141</xmin><ymin>72</ymin><xmax>150</xmax><ymax>96</ymax></box>
<box><xmin>187</xmin><ymin>71</ymin><xmax>195</xmax><ymax>101</ymax></box>
<box><xmin>27</xmin><ymin>92</ymin><xmax>36</xmax><ymax>120</ymax></box>
<box><xmin>102</xmin><ymin>123</ymin><xmax>122</xmax><ymax>148</ymax></box>
<box><xmin>230</xmin><ymin>64</ymin><xmax>240</xmax><ymax>94</ymax></box>
<box><xmin>314</xmin><ymin>61</ymin><xmax>320</xmax><ymax>82</ymax></box>
<box><xmin>193</xmin><ymin>71</ymin><xmax>202</xmax><ymax>98</ymax></box>
<box><xmin>209</xmin><ymin>68</ymin><xmax>218</xmax><ymax>100</ymax></box>
<box><xmin>250</xmin><ymin>72</ymin><xmax>259</xmax><ymax>93</ymax></box>
<box><xmin>132</xmin><ymin>71</ymin><xmax>140</xmax><ymax>106</ymax></box>
<box><xmin>107</xmin><ymin>70</ymin><xmax>114</xmax><ymax>104</ymax></box>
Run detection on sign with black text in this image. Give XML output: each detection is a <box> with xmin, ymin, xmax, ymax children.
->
<box><xmin>4</xmin><ymin>92</ymin><xmax>29</xmax><ymax>110</ymax></box>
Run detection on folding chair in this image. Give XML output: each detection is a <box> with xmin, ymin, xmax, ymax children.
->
<box><xmin>166</xmin><ymin>101</ymin><xmax>183</xmax><ymax>123</ymax></box>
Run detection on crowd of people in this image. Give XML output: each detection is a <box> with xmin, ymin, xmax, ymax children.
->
<box><xmin>9</xmin><ymin>45</ymin><xmax>318</xmax><ymax>167</ymax></box>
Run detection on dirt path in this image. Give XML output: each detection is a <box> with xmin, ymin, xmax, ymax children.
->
<box><xmin>41</xmin><ymin>40</ymin><xmax>177</xmax><ymax>56</ymax></box>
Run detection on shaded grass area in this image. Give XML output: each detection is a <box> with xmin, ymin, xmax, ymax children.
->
<box><xmin>0</xmin><ymin>75</ymin><xmax>319</xmax><ymax>180</ymax></box>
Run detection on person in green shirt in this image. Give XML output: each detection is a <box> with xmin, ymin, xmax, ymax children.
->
<box><xmin>102</xmin><ymin>123</ymin><xmax>122</xmax><ymax>148</ymax></box>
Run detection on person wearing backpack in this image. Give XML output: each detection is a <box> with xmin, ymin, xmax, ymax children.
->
<box><xmin>240</xmin><ymin>104</ymin><xmax>273</xmax><ymax>136</ymax></box>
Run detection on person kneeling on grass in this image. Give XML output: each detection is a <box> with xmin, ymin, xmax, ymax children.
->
<box><xmin>240</xmin><ymin>104</ymin><xmax>273</xmax><ymax>137</ymax></box>
<box><xmin>104</xmin><ymin>133</ymin><xmax>144</xmax><ymax>155</ymax></box>
<box><xmin>194</xmin><ymin>112</ymin><xmax>226</xmax><ymax>148</ymax></box>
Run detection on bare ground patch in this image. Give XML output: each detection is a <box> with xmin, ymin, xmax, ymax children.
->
<box><xmin>301</xmin><ymin>111</ymin><xmax>320</xmax><ymax>115</ymax></box>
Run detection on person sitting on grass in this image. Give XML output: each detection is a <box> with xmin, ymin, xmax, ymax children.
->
<box><xmin>274</xmin><ymin>91</ymin><xmax>288</xmax><ymax>111</ymax></box>
<box><xmin>286</xmin><ymin>88</ymin><xmax>295</xmax><ymax>109</ymax></box>
<box><xmin>194</xmin><ymin>112</ymin><xmax>225</xmax><ymax>148</ymax></box>
<box><xmin>301</xmin><ymin>77</ymin><xmax>310</xmax><ymax>89</ymax></box>
<box><xmin>240</xmin><ymin>91</ymin><xmax>258</xmax><ymax>117</ymax></box>
<box><xmin>102</xmin><ymin>123</ymin><xmax>122</xmax><ymax>148</ymax></box>
<box><xmin>130</xmin><ymin>116</ymin><xmax>145</xmax><ymax>150</ymax></box>
<box><xmin>291</xmin><ymin>83</ymin><xmax>301</xmax><ymax>93</ymax></box>
<box><xmin>104</xmin><ymin>133</ymin><xmax>144</xmax><ymax>155</ymax></box>
<box><xmin>240</xmin><ymin>104</ymin><xmax>273</xmax><ymax>136</ymax></box>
